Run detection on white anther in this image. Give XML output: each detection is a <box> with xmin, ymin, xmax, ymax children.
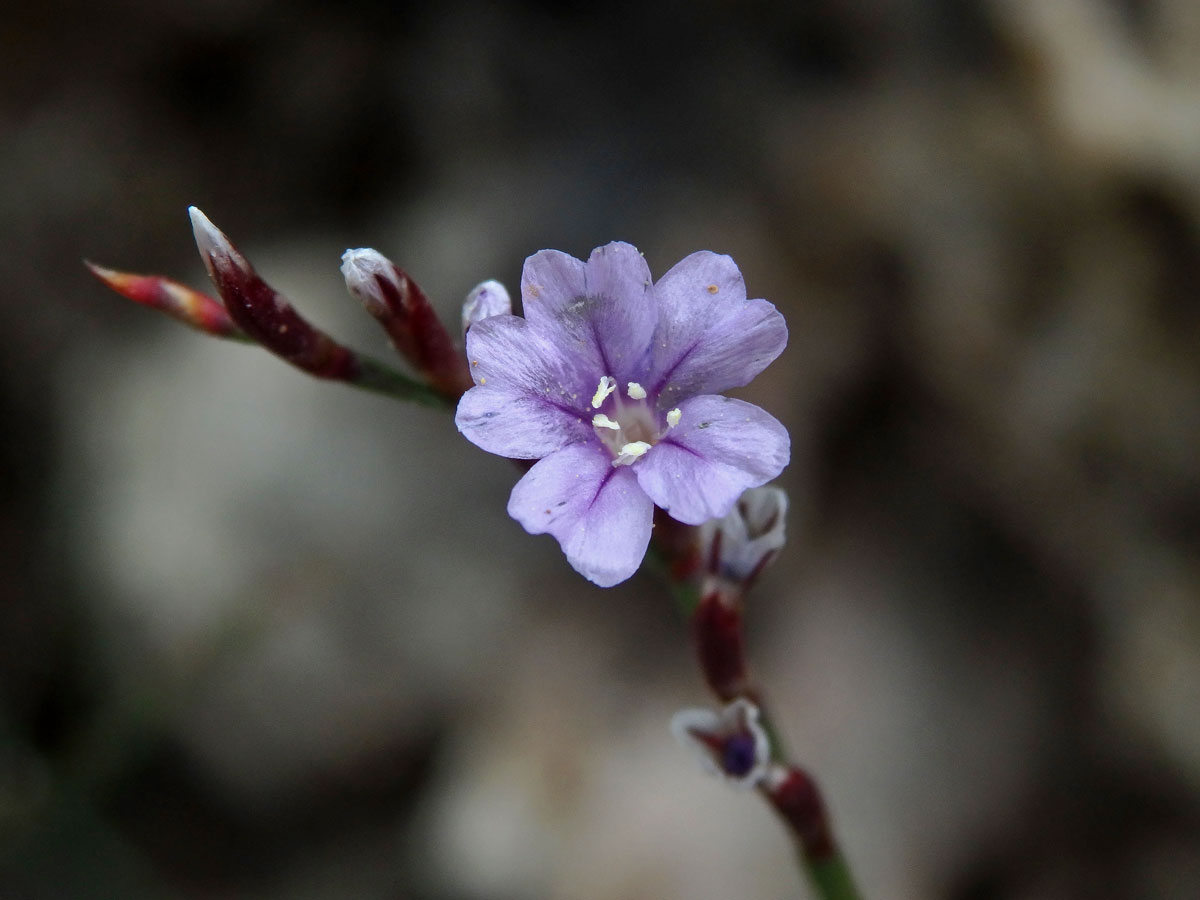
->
<box><xmin>666</xmin><ymin>408</ymin><xmax>682</xmax><ymax>428</ymax></box>
<box><xmin>592</xmin><ymin>413</ymin><xmax>621</xmax><ymax>430</ymax></box>
<box><xmin>591</xmin><ymin>376</ymin><xmax>617</xmax><ymax>408</ymax></box>
<box><xmin>626</xmin><ymin>381</ymin><xmax>647</xmax><ymax>400</ymax></box>
<box><xmin>612</xmin><ymin>440</ymin><xmax>652</xmax><ymax>467</ymax></box>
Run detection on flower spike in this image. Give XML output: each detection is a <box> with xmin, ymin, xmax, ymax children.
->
<box><xmin>84</xmin><ymin>261</ymin><xmax>244</xmax><ymax>339</ymax></box>
<box><xmin>341</xmin><ymin>247</ymin><xmax>473</xmax><ymax>400</ymax></box>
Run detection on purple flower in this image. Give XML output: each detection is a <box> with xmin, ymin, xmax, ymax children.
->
<box><xmin>455</xmin><ymin>242</ymin><xmax>789</xmax><ymax>587</ymax></box>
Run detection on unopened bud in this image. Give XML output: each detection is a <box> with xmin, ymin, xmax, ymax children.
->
<box><xmin>762</xmin><ymin>765</ymin><xmax>836</xmax><ymax>861</ymax></box>
<box><xmin>340</xmin><ymin>248</ymin><xmax>397</xmax><ymax>319</ymax></box>
<box><xmin>189</xmin><ymin>206</ymin><xmax>358</xmax><ymax>380</ymax></box>
<box><xmin>461</xmin><ymin>279</ymin><xmax>511</xmax><ymax>334</ymax></box>
<box><xmin>85</xmin><ymin>262</ymin><xmax>242</xmax><ymax>339</ymax></box>
<box><xmin>693</xmin><ymin>589</ymin><xmax>748</xmax><ymax>701</ymax></box>
<box><xmin>340</xmin><ymin>247</ymin><xmax>471</xmax><ymax>399</ymax></box>
<box><xmin>189</xmin><ymin>206</ymin><xmax>249</xmax><ymax>285</ymax></box>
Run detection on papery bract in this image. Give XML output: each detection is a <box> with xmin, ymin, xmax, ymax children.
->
<box><xmin>455</xmin><ymin>243</ymin><xmax>789</xmax><ymax>586</ymax></box>
<box><xmin>670</xmin><ymin>698</ymin><xmax>771</xmax><ymax>788</ymax></box>
<box><xmin>700</xmin><ymin>485</ymin><xmax>788</xmax><ymax>587</ymax></box>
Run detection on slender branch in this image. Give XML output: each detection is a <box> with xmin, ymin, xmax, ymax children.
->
<box><xmin>345</xmin><ymin>355</ymin><xmax>454</xmax><ymax>409</ymax></box>
<box><xmin>661</xmin><ymin>516</ymin><xmax>864</xmax><ymax>900</ymax></box>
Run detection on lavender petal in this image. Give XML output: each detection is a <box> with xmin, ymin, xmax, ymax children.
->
<box><xmin>635</xmin><ymin>396</ymin><xmax>790</xmax><ymax>525</ymax></box>
<box><xmin>579</xmin><ymin>242</ymin><xmax>657</xmax><ymax>379</ymax></box>
<box><xmin>649</xmin><ymin>251</ymin><xmax>787</xmax><ymax>402</ymax></box>
<box><xmin>456</xmin><ymin>314</ymin><xmax>597</xmax><ymax>457</ymax></box>
<box><xmin>523</xmin><ymin>243</ymin><xmax>657</xmax><ymax>384</ymax></box>
<box><xmin>463</xmin><ymin>314</ymin><xmax>596</xmax><ymax>405</ymax></box>
<box><xmin>456</xmin><ymin>386</ymin><xmax>590</xmax><ymax>458</ymax></box>
<box><xmin>520</xmin><ymin>249</ymin><xmax>587</xmax><ymax>324</ymax></box>
<box><xmin>508</xmin><ymin>442</ymin><xmax>653</xmax><ymax>587</ymax></box>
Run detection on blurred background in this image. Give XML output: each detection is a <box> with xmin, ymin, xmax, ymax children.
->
<box><xmin>2</xmin><ymin>0</ymin><xmax>1199</xmax><ymax>897</ymax></box>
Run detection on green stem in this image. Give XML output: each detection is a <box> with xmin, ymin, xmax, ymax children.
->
<box><xmin>351</xmin><ymin>356</ymin><xmax>455</xmax><ymax>409</ymax></box>
<box><xmin>808</xmin><ymin>852</ymin><xmax>862</xmax><ymax>900</ymax></box>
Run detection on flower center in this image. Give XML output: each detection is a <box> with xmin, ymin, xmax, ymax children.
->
<box><xmin>590</xmin><ymin>378</ymin><xmax>681</xmax><ymax>467</ymax></box>
<box><xmin>720</xmin><ymin>732</ymin><xmax>759</xmax><ymax>778</ymax></box>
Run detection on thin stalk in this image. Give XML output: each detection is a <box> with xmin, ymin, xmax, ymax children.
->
<box><xmin>808</xmin><ymin>854</ymin><xmax>861</xmax><ymax>900</ymax></box>
<box><xmin>657</xmin><ymin>537</ymin><xmax>863</xmax><ymax>900</ymax></box>
<box><xmin>350</xmin><ymin>355</ymin><xmax>455</xmax><ymax>409</ymax></box>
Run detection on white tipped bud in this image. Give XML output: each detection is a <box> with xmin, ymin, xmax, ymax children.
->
<box><xmin>188</xmin><ymin>206</ymin><xmax>244</xmax><ymax>281</ymax></box>
<box><xmin>461</xmin><ymin>279</ymin><xmax>512</xmax><ymax>334</ymax></box>
<box><xmin>340</xmin><ymin>248</ymin><xmax>394</xmax><ymax>316</ymax></box>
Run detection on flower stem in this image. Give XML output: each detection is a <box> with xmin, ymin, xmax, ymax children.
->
<box><xmin>808</xmin><ymin>853</ymin><xmax>861</xmax><ymax>900</ymax></box>
<box><xmin>655</xmin><ymin>526</ymin><xmax>864</xmax><ymax>899</ymax></box>
<box><xmin>350</xmin><ymin>355</ymin><xmax>456</xmax><ymax>409</ymax></box>
<box><xmin>762</xmin><ymin>765</ymin><xmax>862</xmax><ymax>900</ymax></box>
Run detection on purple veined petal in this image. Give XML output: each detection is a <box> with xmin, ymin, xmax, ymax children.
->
<box><xmin>635</xmin><ymin>395</ymin><xmax>790</xmax><ymax>526</ymax></box>
<box><xmin>579</xmin><ymin>242</ymin><xmax>657</xmax><ymax>380</ymax></box>
<box><xmin>520</xmin><ymin>249</ymin><xmax>587</xmax><ymax>324</ymax></box>
<box><xmin>456</xmin><ymin>315</ymin><xmax>596</xmax><ymax>457</ymax></box>
<box><xmin>456</xmin><ymin>386</ymin><xmax>591</xmax><ymax>458</ymax></box>
<box><xmin>508</xmin><ymin>442</ymin><xmax>654</xmax><ymax>587</ymax></box>
<box><xmin>463</xmin><ymin>313</ymin><xmax>599</xmax><ymax>405</ymax></box>
<box><xmin>523</xmin><ymin>243</ymin><xmax>657</xmax><ymax>385</ymax></box>
<box><xmin>649</xmin><ymin>251</ymin><xmax>787</xmax><ymax>402</ymax></box>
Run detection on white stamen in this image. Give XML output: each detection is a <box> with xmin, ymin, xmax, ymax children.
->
<box><xmin>626</xmin><ymin>381</ymin><xmax>647</xmax><ymax>400</ymax></box>
<box><xmin>591</xmin><ymin>376</ymin><xmax>617</xmax><ymax>409</ymax></box>
<box><xmin>612</xmin><ymin>440</ymin><xmax>652</xmax><ymax>467</ymax></box>
<box><xmin>666</xmin><ymin>408</ymin><xmax>682</xmax><ymax>428</ymax></box>
<box><xmin>592</xmin><ymin>413</ymin><xmax>621</xmax><ymax>430</ymax></box>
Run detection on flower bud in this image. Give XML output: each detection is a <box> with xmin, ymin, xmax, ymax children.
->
<box><xmin>341</xmin><ymin>247</ymin><xmax>472</xmax><ymax>399</ymax></box>
<box><xmin>461</xmin><ymin>279</ymin><xmax>511</xmax><ymax>334</ymax></box>
<box><xmin>85</xmin><ymin>261</ymin><xmax>242</xmax><ymax>338</ymax></box>
<box><xmin>761</xmin><ymin>765</ymin><xmax>836</xmax><ymax>861</ymax></box>
<box><xmin>670</xmin><ymin>698</ymin><xmax>770</xmax><ymax>788</ymax></box>
<box><xmin>693</xmin><ymin>589</ymin><xmax>748</xmax><ymax>701</ymax></box>
<box><xmin>189</xmin><ymin>207</ymin><xmax>358</xmax><ymax>380</ymax></box>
